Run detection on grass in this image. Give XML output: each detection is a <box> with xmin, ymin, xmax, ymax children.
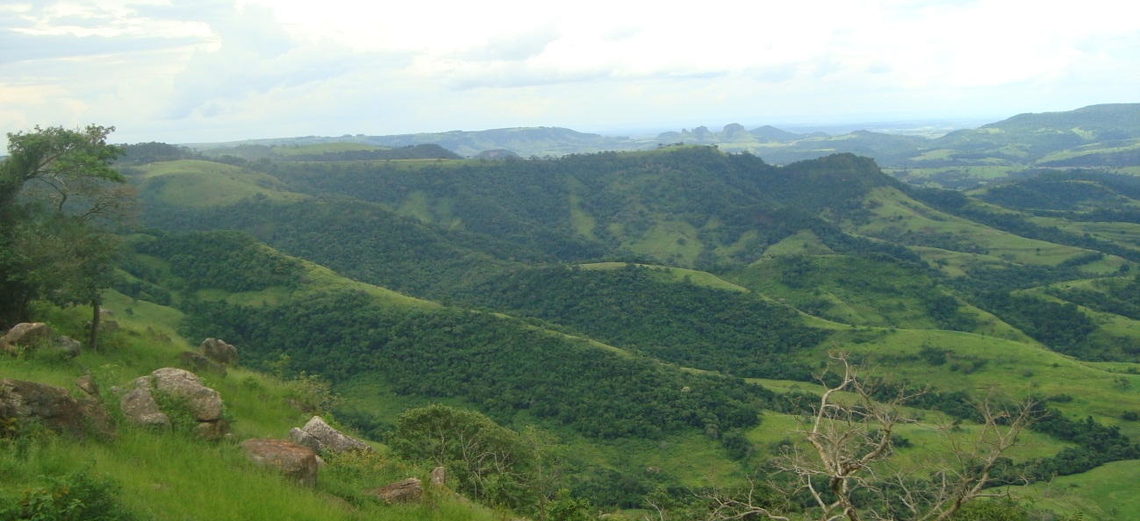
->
<box><xmin>134</xmin><ymin>160</ymin><xmax>307</xmax><ymax>207</ymax></box>
<box><xmin>624</xmin><ymin>219</ymin><xmax>705</xmax><ymax>266</ymax></box>
<box><xmin>579</xmin><ymin>262</ymin><xmax>749</xmax><ymax>292</ymax></box>
<box><xmin>854</xmin><ymin>187</ymin><xmax>1092</xmax><ymax>266</ymax></box>
<box><xmin>0</xmin><ymin>305</ymin><xmax>501</xmax><ymax>521</ymax></box>
<box><xmin>998</xmin><ymin>459</ymin><xmax>1140</xmax><ymax>520</ymax></box>
<box><xmin>818</xmin><ymin>327</ymin><xmax>1140</xmax><ymax>438</ymax></box>
<box><xmin>760</xmin><ymin>230</ymin><xmax>834</xmax><ymax>256</ymax></box>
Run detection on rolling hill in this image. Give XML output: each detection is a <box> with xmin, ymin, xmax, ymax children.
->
<box><xmin>7</xmin><ymin>130</ymin><xmax>1140</xmax><ymax>519</ymax></box>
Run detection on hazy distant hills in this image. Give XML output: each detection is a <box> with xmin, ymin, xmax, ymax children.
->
<box><xmin>186</xmin><ymin>103</ymin><xmax>1139</xmax><ymax>188</ymax></box>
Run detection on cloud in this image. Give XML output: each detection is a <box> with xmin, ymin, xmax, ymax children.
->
<box><xmin>0</xmin><ymin>29</ymin><xmax>199</xmax><ymax>64</ymax></box>
<box><xmin>463</xmin><ymin>25</ymin><xmax>560</xmax><ymax>62</ymax></box>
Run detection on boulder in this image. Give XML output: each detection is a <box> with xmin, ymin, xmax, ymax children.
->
<box><xmin>52</xmin><ymin>335</ymin><xmax>82</xmax><ymax>358</ymax></box>
<box><xmin>300</xmin><ymin>415</ymin><xmax>372</xmax><ymax>454</ymax></box>
<box><xmin>195</xmin><ymin>419</ymin><xmax>231</xmax><ymax>441</ymax></box>
<box><xmin>151</xmin><ymin>367</ymin><xmax>223</xmax><ymax>421</ymax></box>
<box><xmin>119</xmin><ymin>368</ymin><xmax>227</xmax><ymax>438</ymax></box>
<box><xmin>430</xmin><ymin>466</ymin><xmax>447</xmax><ymax>488</ymax></box>
<box><xmin>75</xmin><ymin>375</ymin><xmax>100</xmax><ymax>398</ymax></box>
<box><xmin>241</xmin><ymin>438</ymin><xmax>318</xmax><ymax>486</ymax></box>
<box><xmin>3</xmin><ymin>322</ymin><xmax>54</xmax><ymax>350</ymax></box>
<box><xmin>1</xmin><ymin>322</ymin><xmax>82</xmax><ymax>359</ymax></box>
<box><xmin>288</xmin><ymin>427</ymin><xmax>322</xmax><ymax>453</ymax></box>
<box><xmin>0</xmin><ymin>379</ymin><xmax>112</xmax><ymax>438</ymax></box>
<box><xmin>367</xmin><ymin>478</ymin><xmax>423</xmax><ymax>503</ymax></box>
<box><xmin>177</xmin><ymin>351</ymin><xmax>227</xmax><ymax>376</ymax></box>
<box><xmin>200</xmin><ymin>338</ymin><xmax>238</xmax><ymax>365</ymax></box>
<box><xmin>120</xmin><ymin>376</ymin><xmax>170</xmax><ymax>427</ymax></box>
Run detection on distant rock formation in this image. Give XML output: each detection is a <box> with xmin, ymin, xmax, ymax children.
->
<box><xmin>367</xmin><ymin>478</ymin><xmax>423</xmax><ymax>503</ymax></box>
<box><xmin>200</xmin><ymin>338</ymin><xmax>238</xmax><ymax>365</ymax></box>
<box><xmin>1</xmin><ymin>322</ymin><xmax>81</xmax><ymax>358</ymax></box>
<box><xmin>294</xmin><ymin>415</ymin><xmax>372</xmax><ymax>454</ymax></box>
<box><xmin>241</xmin><ymin>438</ymin><xmax>319</xmax><ymax>486</ymax></box>
<box><xmin>120</xmin><ymin>367</ymin><xmax>228</xmax><ymax>439</ymax></box>
<box><xmin>178</xmin><ymin>351</ymin><xmax>227</xmax><ymax>376</ymax></box>
<box><xmin>0</xmin><ymin>379</ymin><xmax>112</xmax><ymax>438</ymax></box>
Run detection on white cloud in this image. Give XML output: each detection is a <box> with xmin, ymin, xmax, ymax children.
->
<box><xmin>1</xmin><ymin>0</ymin><xmax>1137</xmax><ymax>150</ymax></box>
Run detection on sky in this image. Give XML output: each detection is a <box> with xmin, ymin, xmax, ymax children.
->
<box><xmin>1</xmin><ymin>0</ymin><xmax>1138</xmax><ymax>147</ymax></box>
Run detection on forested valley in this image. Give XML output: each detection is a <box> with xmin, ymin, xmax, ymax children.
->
<box><xmin>5</xmin><ymin>108</ymin><xmax>1140</xmax><ymax>520</ymax></box>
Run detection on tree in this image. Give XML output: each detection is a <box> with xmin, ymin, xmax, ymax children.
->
<box><xmin>389</xmin><ymin>404</ymin><xmax>537</xmax><ymax>508</ymax></box>
<box><xmin>0</xmin><ymin>125</ymin><xmax>131</xmax><ymax>345</ymax></box>
<box><xmin>708</xmin><ymin>352</ymin><xmax>1036</xmax><ymax>521</ymax></box>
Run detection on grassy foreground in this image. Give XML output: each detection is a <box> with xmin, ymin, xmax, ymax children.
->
<box><xmin>0</xmin><ymin>305</ymin><xmax>503</xmax><ymax>521</ymax></box>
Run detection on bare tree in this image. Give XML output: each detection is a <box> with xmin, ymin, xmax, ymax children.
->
<box><xmin>709</xmin><ymin>352</ymin><xmax>1036</xmax><ymax>521</ymax></box>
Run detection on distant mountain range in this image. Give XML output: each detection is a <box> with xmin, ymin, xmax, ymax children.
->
<box><xmin>187</xmin><ymin>104</ymin><xmax>1139</xmax><ymax>186</ymax></box>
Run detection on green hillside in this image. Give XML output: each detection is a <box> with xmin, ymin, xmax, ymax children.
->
<box><xmin>7</xmin><ymin>123</ymin><xmax>1140</xmax><ymax>520</ymax></box>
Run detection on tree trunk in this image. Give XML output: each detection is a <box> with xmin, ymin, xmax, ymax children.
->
<box><xmin>88</xmin><ymin>297</ymin><xmax>100</xmax><ymax>351</ymax></box>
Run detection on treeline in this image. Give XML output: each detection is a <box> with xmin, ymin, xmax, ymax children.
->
<box><xmin>141</xmin><ymin>197</ymin><xmax>540</xmax><ymax>298</ymax></box>
<box><xmin>132</xmin><ymin>230</ymin><xmax>306</xmax><ymax>292</ymax></box>
<box><xmin>285</xmin><ymin>144</ymin><xmax>461</xmax><ymax>161</ymax></box>
<box><xmin>449</xmin><ymin>264</ymin><xmax>827</xmax><ymax>379</ymax></box>
<box><xmin>181</xmin><ymin>290</ymin><xmax>772</xmax><ymax>440</ymax></box>
<box><xmin>256</xmin><ymin>148</ymin><xmax>903</xmax><ymax>268</ymax></box>
<box><xmin>866</xmin><ymin>379</ymin><xmax>1140</xmax><ymax>482</ymax></box>
<box><xmin>971</xmin><ymin>291</ymin><xmax>1097</xmax><ymax>358</ymax></box>
<box><xmin>906</xmin><ymin>182</ymin><xmax>1140</xmax><ymax>262</ymax></box>
<box><xmin>1048</xmin><ymin>276</ymin><xmax>1140</xmax><ymax>321</ymax></box>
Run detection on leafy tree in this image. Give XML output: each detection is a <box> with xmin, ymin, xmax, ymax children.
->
<box><xmin>0</xmin><ymin>125</ymin><xmax>131</xmax><ymax>346</ymax></box>
<box><xmin>390</xmin><ymin>404</ymin><xmax>537</xmax><ymax>508</ymax></box>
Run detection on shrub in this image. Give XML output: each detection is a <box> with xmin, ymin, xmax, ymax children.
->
<box><xmin>0</xmin><ymin>471</ymin><xmax>136</xmax><ymax>521</ymax></box>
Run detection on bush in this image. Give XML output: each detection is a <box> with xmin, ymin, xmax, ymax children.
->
<box><xmin>0</xmin><ymin>471</ymin><xmax>136</xmax><ymax>521</ymax></box>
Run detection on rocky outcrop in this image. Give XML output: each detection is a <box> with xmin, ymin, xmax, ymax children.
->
<box><xmin>200</xmin><ymin>338</ymin><xmax>237</xmax><ymax>365</ymax></box>
<box><xmin>0</xmin><ymin>379</ymin><xmax>112</xmax><ymax>438</ymax></box>
<box><xmin>119</xmin><ymin>368</ymin><xmax>227</xmax><ymax>438</ymax></box>
<box><xmin>177</xmin><ymin>351</ymin><xmax>227</xmax><ymax>376</ymax></box>
<box><xmin>298</xmin><ymin>415</ymin><xmax>372</xmax><ymax>454</ymax></box>
<box><xmin>367</xmin><ymin>478</ymin><xmax>423</xmax><ymax>503</ymax></box>
<box><xmin>241</xmin><ymin>438</ymin><xmax>318</xmax><ymax>487</ymax></box>
<box><xmin>1</xmin><ymin>323</ymin><xmax>81</xmax><ymax>358</ymax></box>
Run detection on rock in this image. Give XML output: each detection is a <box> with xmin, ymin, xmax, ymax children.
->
<box><xmin>367</xmin><ymin>478</ymin><xmax>423</xmax><ymax>503</ymax></box>
<box><xmin>150</xmin><ymin>367</ymin><xmax>223</xmax><ymax>421</ymax></box>
<box><xmin>120</xmin><ymin>376</ymin><xmax>170</xmax><ymax>427</ymax></box>
<box><xmin>300</xmin><ymin>415</ymin><xmax>372</xmax><ymax>454</ymax></box>
<box><xmin>0</xmin><ymin>379</ymin><xmax>112</xmax><ymax>438</ymax></box>
<box><xmin>3</xmin><ymin>323</ymin><xmax>54</xmax><ymax>349</ymax></box>
<box><xmin>119</xmin><ymin>368</ymin><xmax>227</xmax><ymax>438</ymax></box>
<box><xmin>200</xmin><ymin>338</ymin><xmax>237</xmax><ymax>365</ymax></box>
<box><xmin>288</xmin><ymin>427</ymin><xmax>322</xmax><ymax>453</ymax></box>
<box><xmin>75</xmin><ymin>375</ymin><xmax>100</xmax><ymax>397</ymax></box>
<box><xmin>195</xmin><ymin>419</ymin><xmax>231</xmax><ymax>441</ymax></box>
<box><xmin>1</xmin><ymin>322</ymin><xmax>81</xmax><ymax>358</ymax></box>
<box><xmin>430</xmin><ymin>466</ymin><xmax>446</xmax><ymax>488</ymax></box>
<box><xmin>52</xmin><ymin>335</ymin><xmax>81</xmax><ymax>358</ymax></box>
<box><xmin>241</xmin><ymin>438</ymin><xmax>318</xmax><ymax>487</ymax></box>
<box><xmin>177</xmin><ymin>351</ymin><xmax>227</xmax><ymax>376</ymax></box>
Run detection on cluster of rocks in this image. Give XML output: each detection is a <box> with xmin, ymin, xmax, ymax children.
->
<box><xmin>3</xmin><ymin>326</ymin><xmax>448</xmax><ymax>506</ymax></box>
<box><xmin>0</xmin><ymin>322</ymin><xmax>82</xmax><ymax>359</ymax></box>
<box><xmin>241</xmin><ymin>415</ymin><xmax>373</xmax><ymax>488</ymax></box>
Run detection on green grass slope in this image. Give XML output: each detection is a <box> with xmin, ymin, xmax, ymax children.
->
<box><xmin>0</xmin><ymin>304</ymin><xmax>500</xmax><ymax>521</ymax></box>
<box><xmin>132</xmin><ymin>159</ymin><xmax>307</xmax><ymax>207</ymax></box>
